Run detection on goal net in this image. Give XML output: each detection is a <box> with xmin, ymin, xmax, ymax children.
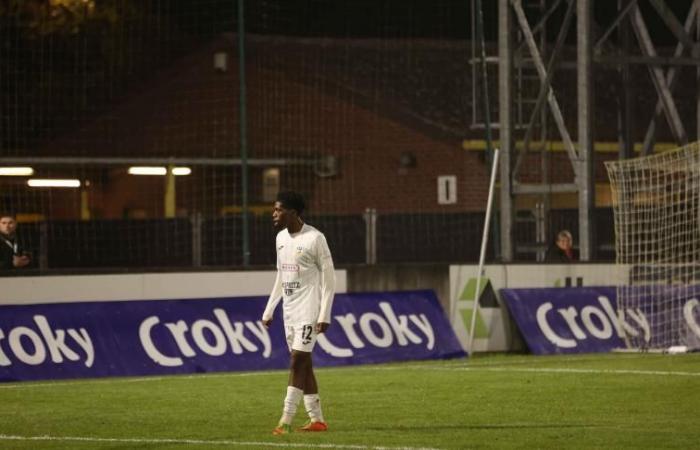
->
<box><xmin>605</xmin><ymin>142</ymin><xmax>700</xmax><ymax>351</ymax></box>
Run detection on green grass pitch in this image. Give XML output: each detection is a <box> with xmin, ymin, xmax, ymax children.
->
<box><xmin>0</xmin><ymin>353</ymin><xmax>698</xmax><ymax>449</ymax></box>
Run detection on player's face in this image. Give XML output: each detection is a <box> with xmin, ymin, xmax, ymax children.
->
<box><xmin>272</xmin><ymin>202</ymin><xmax>294</xmax><ymax>230</ymax></box>
<box><xmin>0</xmin><ymin>217</ymin><xmax>17</xmax><ymax>236</ymax></box>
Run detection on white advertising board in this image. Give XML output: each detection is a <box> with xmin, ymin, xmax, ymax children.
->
<box><xmin>0</xmin><ymin>270</ymin><xmax>347</xmax><ymax>305</ymax></box>
<box><xmin>449</xmin><ymin>264</ymin><xmax>627</xmax><ymax>352</ymax></box>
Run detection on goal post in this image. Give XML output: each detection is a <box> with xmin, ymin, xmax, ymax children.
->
<box><xmin>605</xmin><ymin>142</ymin><xmax>700</xmax><ymax>352</ymax></box>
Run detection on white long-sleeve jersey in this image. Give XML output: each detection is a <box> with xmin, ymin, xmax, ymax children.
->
<box><xmin>262</xmin><ymin>224</ymin><xmax>336</xmax><ymax>326</ymax></box>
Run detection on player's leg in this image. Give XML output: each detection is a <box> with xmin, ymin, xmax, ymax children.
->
<box><xmin>297</xmin><ymin>324</ymin><xmax>327</xmax><ymax>431</ymax></box>
<box><xmin>299</xmin><ymin>359</ymin><xmax>328</xmax><ymax>431</ymax></box>
<box><xmin>273</xmin><ymin>327</ymin><xmax>305</xmax><ymax>435</ymax></box>
<box><xmin>274</xmin><ymin>325</ymin><xmax>315</xmax><ymax>434</ymax></box>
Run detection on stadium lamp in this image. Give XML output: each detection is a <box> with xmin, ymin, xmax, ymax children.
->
<box><xmin>128</xmin><ymin>166</ymin><xmax>167</xmax><ymax>175</ymax></box>
<box><xmin>0</xmin><ymin>167</ymin><xmax>34</xmax><ymax>176</ymax></box>
<box><xmin>128</xmin><ymin>166</ymin><xmax>191</xmax><ymax>176</ymax></box>
<box><xmin>171</xmin><ymin>167</ymin><xmax>191</xmax><ymax>176</ymax></box>
<box><xmin>27</xmin><ymin>179</ymin><xmax>81</xmax><ymax>188</ymax></box>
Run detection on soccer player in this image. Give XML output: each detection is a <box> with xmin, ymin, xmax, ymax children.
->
<box><xmin>262</xmin><ymin>191</ymin><xmax>335</xmax><ymax>435</ymax></box>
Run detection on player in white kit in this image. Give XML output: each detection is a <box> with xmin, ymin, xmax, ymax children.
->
<box><xmin>262</xmin><ymin>191</ymin><xmax>335</xmax><ymax>435</ymax></box>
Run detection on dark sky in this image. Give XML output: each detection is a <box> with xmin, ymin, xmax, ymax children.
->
<box><xmin>234</xmin><ymin>0</ymin><xmax>696</xmax><ymax>45</ymax></box>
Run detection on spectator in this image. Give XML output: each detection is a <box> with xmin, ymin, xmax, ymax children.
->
<box><xmin>0</xmin><ymin>213</ymin><xmax>31</xmax><ymax>270</ymax></box>
<box><xmin>545</xmin><ymin>229</ymin><xmax>578</xmax><ymax>263</ymax></box>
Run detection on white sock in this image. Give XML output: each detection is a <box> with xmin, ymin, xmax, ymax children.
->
<box><xmin>304</xmin><ymin>394</ymin><xmax>324</xmax><ymax>423</ymax></box>
<box><xmin>280</xmin><ymin>386</ymin><xmax>303</xmax><ymax>425</ymax></box>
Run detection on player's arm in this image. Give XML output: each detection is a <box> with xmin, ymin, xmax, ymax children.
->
<box><xmin>262</xmin><ymin>269</ymin><xmax>283</xmax><ymax>328</ymax></box>
<box><xmin>315</xmin><ymin>235</ymin><xmax>336</xmax><ymax>334</ymax></box>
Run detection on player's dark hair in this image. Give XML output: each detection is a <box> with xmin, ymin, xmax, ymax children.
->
<box><xmin>276</xmin><ymin>191</ymin><xmax>305</xmax><ymax>216</ymax></box>
<box><xmin>0</xmin><ymin>211</ymin><xmax>15</xmax><ymax>220</ymax></box>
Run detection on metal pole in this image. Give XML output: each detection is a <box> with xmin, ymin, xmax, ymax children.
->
<box><xmin>0</xmin><ymin>156</ymin><xmax>314</xmax><ymax>167</ymax></box>
<box><xmin>697</xmin><ymin>0</ymin><xmax>700</xmax><ymax>142</ymax></box>
<box><xmin>80</xmin><ymin>188</ymin><xmax>90</xmax><ymax>220</ymax></box>
<box><xmin>475</xmin><ymin>0</ymin><xmax>500</xmax><ymax>259</ymax></box>
<box><xmin>620</xmin><ymin>0</ymin><xmax>634</xmax><ymax>161</ymax></box>
<box><xmin>363</xmin><ymin>208</ymin><xmax>377</xmax><ymax>265</ymax></box>
<box><xmin>191</xmin><ymin>212</ymin><xmax>202</xmax><ymax>267</ymax></box>
<box><xmin>512</xmin><ymin>0</ymin><xmax>578</xmax><ymax>170</ymax></box>
<box><xmin>468</xmin><ymin>148</ymin><xmax>500</xmax><ymax>354</ymax></box>
<box><xmin>499</xmin><ymin>0</ymin><xmax>513</xmax><ymax>262</ymax></box>
<box><xmin>238</xmin><ymin>0</ymin><xmax>250</xmax><ymax>266</ymax></box>
<box><xmin>164</xmin><ymin>164</ymin><xmax>176</xmax><ymax>218</ymax></box>
<box><xmin>577</xmin><ymin>0</ymin><xmax>594</xmax><ymax>261</ymax></box>
<box><xmin>641</xmin><ymin>1</ymin><xmax>698</xmax><ymax>155</ymax></box>
<box><xmin>475</xmin><ymin>0</ymin><xmax>494</xmax><ymax>156</ymax></box>
<box><xmin>39</xmin><ymin>221</ymin><xmax>48</xmax><ymax>270</ymax></box>
<box><xmin>631</xmin><ymin>5</ymin><xmax>688</xmax><ymax>146</ymax></box>
<box><xmin>513</xmin><ymin>0</ymin><xmax>575</xmax><ymax>177</ymax></box>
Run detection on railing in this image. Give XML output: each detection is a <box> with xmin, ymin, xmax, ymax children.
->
<box><xmin>3</xmin><ymin>209</ymin><xmax>617</xmax><ymax>274</ymax></box>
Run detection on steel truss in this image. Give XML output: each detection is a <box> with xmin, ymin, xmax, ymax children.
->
<box><xmin>486</xmin><ymin>0</ymin><xmax>700</xmax><ymax>261</ymax></box>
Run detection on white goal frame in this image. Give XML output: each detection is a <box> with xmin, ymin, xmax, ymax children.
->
<box><xmin>605</xmin><ymin>142</ymin><xmax>700</xmax><ymax>352</ymax></box>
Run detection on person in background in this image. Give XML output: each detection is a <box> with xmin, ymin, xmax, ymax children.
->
<box><xmin>0</xmin><ymin>213</ymin><xmax>31</xmax><ymax>270</ymax></box>
<box><xmin>545</xmin><ymin>229</ymin><xmax>578</xmax><ymax>263</ymax></box>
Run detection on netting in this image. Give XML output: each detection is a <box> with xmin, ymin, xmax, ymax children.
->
<box><xmin>2</xmin><ymin>0</ymin><xmax>503</xmax><ymax>271</ymax></box>
<box><xmin>605</xmin><ymin>142</ymin><xmax>700</xmax><ymax>350</ymax></box>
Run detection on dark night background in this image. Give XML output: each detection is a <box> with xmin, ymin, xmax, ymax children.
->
<box><xmin>2</xmin><ymin>0</ymin><xmax>696</xmax><ymax>152</ymax></box>
<box><xmin>0</xmin><ymin>0</ymin><xmax>697</xmax><ymax>268</ymax></box>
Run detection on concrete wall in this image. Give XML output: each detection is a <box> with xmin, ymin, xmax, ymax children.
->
<box><xmin>0</xmin><ymin>270</ymin><xmax>347</xmax><ymax>305</ymax></box>
<box><xmin>346</xmin><ymin>264</ymin><xmax>451</xmax><ymax>313</ymax></box>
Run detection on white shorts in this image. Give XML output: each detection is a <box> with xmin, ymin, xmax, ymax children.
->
<box><xmin>285</xmin><ymin>323</ymin><xmax>317</xmax><ymax>352</ymax></box>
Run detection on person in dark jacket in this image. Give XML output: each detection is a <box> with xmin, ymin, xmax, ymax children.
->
<box><xmin>545</xmin><ymin>229</ymin><xmax>578</xmax><ymax>263</ymax></box>
<box><xmin>0</xmin><ymin>213</ymin><xmax>31</xmax><ymax>270</ymax></box>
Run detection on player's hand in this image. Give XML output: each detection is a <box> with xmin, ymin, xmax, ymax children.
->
<box><xmin>262</xmin><ymin>319</ymin><xmax>272</xmax><ymax>329</ymax></box>
<box><xmin>316</xmin><ymin>322</ymin><xmax>329</xmax><ymax>334</ymax></box>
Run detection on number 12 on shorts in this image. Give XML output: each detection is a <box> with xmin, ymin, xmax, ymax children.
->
<box><xmin>302</xmin><ymin>325</ymin><xmax>314</xmax><ymax>344</ymax></box>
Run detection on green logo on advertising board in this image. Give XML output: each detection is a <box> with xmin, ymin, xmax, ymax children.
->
<box><xmin>458</xmin><ymin>277</ymin><xmax>497</xmax><ymax>338</ymax></box>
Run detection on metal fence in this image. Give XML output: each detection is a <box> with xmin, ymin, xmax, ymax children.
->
<box><xmin>6</xmin><ymin>208</ymin><xmax>615</xmax><ymax>274</ymax></box>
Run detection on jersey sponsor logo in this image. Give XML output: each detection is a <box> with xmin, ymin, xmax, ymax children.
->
<box><xmin>296</xmin><ymin>245</ymin><xmax>304</xmax><ymax>254</ymax></box>
<box><xmin>282</xmin><ymin>281</ymin><xmax>301</xmax><ymax>296</ymax></box>
<box><xmin>281</xmin><ymin>263</ymin><xmax>299</xmax><ymax>272</ymax></box>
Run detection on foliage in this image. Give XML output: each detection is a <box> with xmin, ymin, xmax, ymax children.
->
<box><xmin>0</xmin><ymin>0</ymin><xmax>124</xmax><ymax>36</ymax></box>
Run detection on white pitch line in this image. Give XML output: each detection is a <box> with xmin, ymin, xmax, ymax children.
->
<box><xmin>366</xmin><ymin>365</ymin><xmax>700</xmax><ymax>377</ymax></box>
<box><xmin>1</xmin><ymin>359</ymin><xmax>698</xmax><ymax>390</ymax></box>
<box><xmin>0</xmin><ymin>434</ymin><xmax>440</xmax><ymax>450</ymax></box>
<box><xmin>475</xmin><ymin>366</ymin><xmax>700</xmax><ymax>377</ymax></box>
<box><xmin>0</xmin><ymin>370</ymin><xmax>283</xmax><ymax>390</ymax></box>
<box><xmin>457</xmin><ymin>353</ymin><xmax>668</xmax><ymax>367</ymax></box>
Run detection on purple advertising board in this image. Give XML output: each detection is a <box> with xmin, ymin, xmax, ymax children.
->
<box><xmin>501</xmin><ymin>287</ymin><xmax>624</xmax><ymax>354</ymax></box>
<box><xmin>501</xmin><ymin>286</ymin><xmax>700</xmax><ymax>354</ymax></box>
<box><xmin>0</xmin><ymin>290</ymin><xmax>464</xmax><ymax>382</ymax></box>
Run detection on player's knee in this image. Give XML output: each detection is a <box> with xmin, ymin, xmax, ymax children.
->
<box><xmin>290</xmin><ymin>350</ymin><xmax>311</xmax><ymax>372</ymax></box>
